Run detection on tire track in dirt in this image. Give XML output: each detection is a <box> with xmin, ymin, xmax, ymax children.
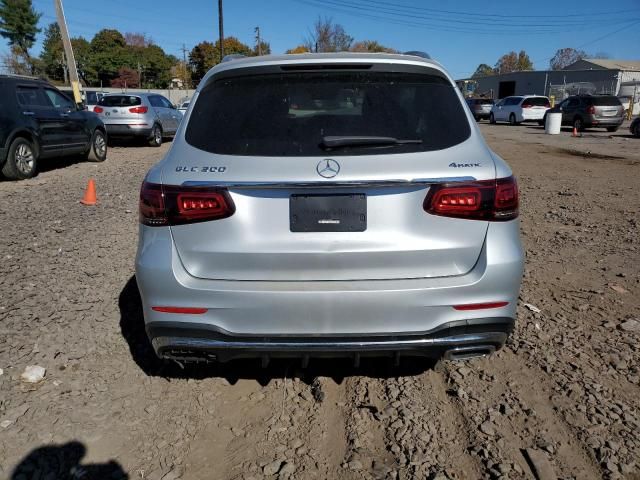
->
<box><xmin>443</xmin><ymin>349</ymin><xmax>603</xmax><ymax>479</ymax></box>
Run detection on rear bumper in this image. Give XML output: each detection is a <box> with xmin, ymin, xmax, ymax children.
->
<box><xmin>136</xmin><ymin>221</ymin><xmax>524</xmax><ymax>361</ymax></box>
<box><xmin>586</xmin><ymin>116</ymin><xmax>624</xmax><ymax>127</ymax></box>
<box><xmin>104</xmin><ymin>124</ymin><xmax>152</xmax><ymax>137</ymax></box>
<box><xmin>149</xmin><ymin>319</ymin><xmax>512</xmax><ymax>362</ymax></box>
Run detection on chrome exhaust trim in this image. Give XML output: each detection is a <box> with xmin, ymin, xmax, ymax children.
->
<box><xmin>443</xmin><ymin>345</ymin><xmax>496</xmax><ymax>361</ymax></box>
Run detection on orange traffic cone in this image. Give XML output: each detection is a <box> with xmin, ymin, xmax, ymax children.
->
<box><xmin>80</xmin><ymin>178</ymin><xmax>97</xmax><ymax>206</ymax></box>
<box><xmin>572</xmin><ymin>127</ymin><xmax>579</xmax><ymax>137</ymax></box>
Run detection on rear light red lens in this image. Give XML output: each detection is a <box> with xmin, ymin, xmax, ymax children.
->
<box><xmin>129</xmin><ymin>106</ymin><xmax>149</xmax><ymax>114</ymax></box>
<box><xmin>152</xmin><ymin>306</ymin><xmax>208</xmax><ymax>314</ymax></box>
<box><xmin>453</xmin><ymin>302</ymin><xmax>509</xmax><ymax>311</ymax></box>
<box><xmin>139</xmin><ymin>181</ymin><xmax>235</xmax><ymax>226</ymax></box>
<box><xmin>93</xmin><ymin>106</ymin><xmax>103</xmax><ymax>113</ymax></box>
<box><xmin>522</xmin><ymin>104</ymin><xmax>532</xmax><ymax>108</ymax></box>
<box><xmin>586</xmin><ymin>105</ymin><xmax>595</xmax><ymax>114</ymax></box>
<box><xmin>424</xmin><ymin>176</ymin><xmax>518</xmax><ymax>221</ymax></box>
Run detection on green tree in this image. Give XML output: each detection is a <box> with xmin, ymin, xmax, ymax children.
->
<box><xmin>89</xmin><ymin>29</ymin><xmax>128</xmax><ymax>85</ymax></box>
<box><xmin>471</xmin><ymin>63</ymin><xmax>494</xmax><ymax>78</ymax></box>
<box><xmin>0</xmin><ymin>0</ymin><xmax>41</xmax><ymax>73</ymax></box>
<box><xmin>40</xmin><ymin>22</ymin><xmax>64</xmax><ymax>81</ymax></box>
<box><xmin>72</xmin><ymin>37</ymin><xmax>94</xmax><ymax>86</ymax></box>
<box><xmin>189</xmin><ymin>37</ymin><xmax>252</xmax><ymax>84</ymax></box>
<box><xmin>350</xmin><ymin>40</ymin><xmax>396</xmax><ymax>53</ymax></box>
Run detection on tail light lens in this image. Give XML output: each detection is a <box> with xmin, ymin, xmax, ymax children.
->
<box><xmin>586</xmin><ymin>105</ymin><xmax>596</xmax><ymax>114</ymax></box>
<box><xmin>424</xmin><ymin>176</ymin><xmax>518</xmax><ymax>221</ymax></box>
<box><xmin>94</xmin><ymin>106</ymin><xmax>104</xmax><ymax>113</ymax></box>
<box><xmin>129</xmin><ymin>106</ymin><xmax>149</xmax><ymax>114</ymax></box>
<box><xmin>139</xmin><ymin>181</ymin><xmax>235</xmax><ymax>226</ymax></box>
<box><xmin>522</xmin><ymin>103</ymin><xmax>532</xmax><ymax>109</ymax></box>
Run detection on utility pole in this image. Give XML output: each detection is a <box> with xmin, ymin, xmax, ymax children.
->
<box><xmin>254</xmin><ymin>26</ymin><xmax>262</xmax><ymax>56</ymax></box>
<box><xmin>180</xmin><ymin>43</ymin><xmax>189</xmax><ymax>88</ymax></box>
<box><xmin>218</xmin><ymin>0</ymin><xmax>224</xmax><ymax>61</ymax></box>
<box><xmin>54</xmin><ymin>0</ymin><xmax>82</xmax><ymax>104</ymax></box>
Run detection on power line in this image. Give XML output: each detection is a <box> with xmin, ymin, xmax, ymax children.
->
<box><xmin>294</xmin><ymin>0</ymin><xmax>640</xmax><ymax>32</ymax></box>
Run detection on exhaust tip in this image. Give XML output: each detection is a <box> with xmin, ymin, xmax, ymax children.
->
<box><xmin>443</xmin><ymin>345</ymin><xmax>496</xmax><ymax>361</ymax></box>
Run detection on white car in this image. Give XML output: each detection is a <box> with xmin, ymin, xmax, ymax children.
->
<box><xmin>489</xmin><ymin>95</ymin><xmax>550</xmax><ymax>126</ymax></box>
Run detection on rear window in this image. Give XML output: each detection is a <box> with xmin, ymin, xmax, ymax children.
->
<box><xmin>588</xmin><ymin>96</ymin><xmax>621</xmax><ymax>106</ymax></box>
<box><xmin>99</xmin><ymin>95</ymin><xmax>141</xmax><ymax>107</ymax></box>
<box><xmin>186</xmin><ymin>71</ymin><xmax>471</xmax><ymax>156</ymax></box>
<box><xmin>522</xmin><ymin>97</ymin><xmax>550</xmax><ymax>107</ymax></box>
<box><xmin>475</xmin><ymin>98</ymin><xmax>494</xmax><ymax>105</ymax></box>
<box><xmin>86</xmin><ymin>91</ymin><xmax>98</xmax><ymax>104</ymax></box>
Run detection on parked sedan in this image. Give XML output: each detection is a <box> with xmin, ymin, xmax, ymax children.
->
<box><xmin>489</xmin><ymin>95</ymin><xmax>550</xmax><ymax>126</ymax></box>
<box><xmin>545</xmin><ymin>95</ymin><xmax>625</xmax><ymax>132</ymax></box>
<box><xmin>95</xmin><ymin>93</ymin><xmax>181</xmax><ymax>146</ymax></box>
<box><xmin>0</xmin><ymin>75</ymin><xmax>107</xmax><ymax>180</ymax></box>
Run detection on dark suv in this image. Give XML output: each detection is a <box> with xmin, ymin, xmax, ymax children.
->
<box><xmin>0</xmin><ymin>75</ymin><xmax>107</xmax><ymax>180</ymax></box>
<box><xmin>546</xmin><ymin>94</ymin><xmax>624</xmax><ymax>132</ymax></box>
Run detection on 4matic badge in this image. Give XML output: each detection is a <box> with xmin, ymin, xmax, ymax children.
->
<box><xmin>449</xmin><ymin>162</ymin><xmax>481</xmax><ymax>168</ymax></box>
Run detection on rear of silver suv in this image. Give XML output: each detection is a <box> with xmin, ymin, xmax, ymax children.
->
<box><xmin>135</xmin><ymin>53</ymin><xmax>524</xmax><ymax>364</ymax></box>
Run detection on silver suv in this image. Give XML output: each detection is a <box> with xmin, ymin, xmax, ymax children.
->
<box><xmin>136</xmin><ymin>53</ymin><xmax>524</xmax><ymax>365</ymax></box>
<box><xmin>96</xmin><ymin>93</ymin><xmax>181</xmax><ymax>146</ymax></box>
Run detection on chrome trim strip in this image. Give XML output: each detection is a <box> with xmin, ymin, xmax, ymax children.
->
<box><xmin>181</xmin><ymin>177</ymin><xmax>477</xmax><ymax>189</ymax></box>
<box><xmin>152</xmin><ymin>332</ymin><xmax>507</xmax><ymax>352</ymax></box>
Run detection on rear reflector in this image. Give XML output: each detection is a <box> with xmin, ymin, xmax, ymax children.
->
<box><xmin>129</xmin><ymin>106</ymin><xmax>149</xmax><ymax>114</ymax></box>
<box><xmin>453</xmin><ymin>302</ymin><xmax>509</xmax><ymax>311</ymax></box>
<box><xmin>152</xmin><ymin>306</ymin><xmax>208</xmax><ymax>314</ymax></box>
<box><xmin>424</xmin><ymin>176</ymin><xmax>518</xmax><ymax>221</ymax></box>
<box><xmin>93</xmin><ymin>106</ymin><xmax>104</xmax><ymax>113</ymax></box>
<box><xmin>140</xmin><ymin>181</ymin><xmax>235</xmax><ymax>226</ymax></box>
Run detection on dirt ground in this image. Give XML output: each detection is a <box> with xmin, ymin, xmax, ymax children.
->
<box><xmin>0</xmin><ymin>122</ymin><xmax>638</xmax><ymax>480</ymax></box>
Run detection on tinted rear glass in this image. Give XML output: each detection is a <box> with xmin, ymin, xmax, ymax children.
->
<box><xmin>186</xmin><ymin>72</ymin><xmax>471</xmax><ymax>156</ymax></box>
<box><xmin>99</xmin><ymin>95</ymin><xmax>141</xmax><ymax>107</ymax></box>
<box><xmin>589</xmin><ymin>96</ymin><xmax>621</xmax><ymax>106</ymax></box>
<box><xmin>522</xmin><ymin>97</ymin><xmax>550</xmax><ymax>107</ymax></box>
<box><xmin>475</xmin><ymin>99</ymin><xmax>494</xmax><ymax>105</ymax></box>
<box><xmin>86</xmin><ymin>92</ymin><xmax>97</xmax><ymax>104</ymax></box>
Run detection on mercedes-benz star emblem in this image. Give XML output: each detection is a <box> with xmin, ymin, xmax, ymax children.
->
<box><xmin>316</xmin><ymin>159</ymin><xmax>340</xmax><ymax>178</ymax></box>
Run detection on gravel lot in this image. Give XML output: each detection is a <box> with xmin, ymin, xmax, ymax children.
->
<box><xmin>1</xmin><ymin>123</ymin><xmax>638</xmax><ymax>480</ymax></box>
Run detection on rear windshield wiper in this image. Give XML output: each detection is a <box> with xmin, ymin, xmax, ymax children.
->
<box><xmin>320</xmin><ymin>136</ymin><xmax>422</xmax><ymax>149</ymax></box>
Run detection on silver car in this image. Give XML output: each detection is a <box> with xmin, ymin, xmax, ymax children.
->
<box><xmin>136</xmin><ymin>53</ymin><xmax>524</xmax><ymax>365</ymax></box>
<box><xmin>95</xmin><ymin>93</ymin><xmax>181</xmax><ymax>146</ymax></box>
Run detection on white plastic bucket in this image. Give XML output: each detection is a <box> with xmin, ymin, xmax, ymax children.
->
<box><xmin>545</xmin><ymin>112</ymin><xmax>562</xmax><ymax>134</ymax></box>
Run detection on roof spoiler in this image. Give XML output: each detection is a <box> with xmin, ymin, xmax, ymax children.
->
<box><xmin>221</xmin><ymin>54</ymin><xmax>246</xmax><ymax>63</ymax></box>
<box><xmin>403</xmin><ymin>51</ymin><xmax>431</xmax><ymax>60</ymax></box>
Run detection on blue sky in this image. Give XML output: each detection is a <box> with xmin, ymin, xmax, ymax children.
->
<box><xmin>5</xmin><ymin>0</ymin><xmax>640</xmax><ymax>78</ymax></box>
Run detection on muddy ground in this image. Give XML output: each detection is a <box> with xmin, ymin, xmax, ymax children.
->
<box><xmin>0</xmin><ymin>123</ymin><xmax>638</xmax><ymax>480</ymax></box>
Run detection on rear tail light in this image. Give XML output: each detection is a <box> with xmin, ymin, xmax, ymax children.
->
<box><xmin>522</xmin><ymin>103</ymin><xmax>532</xmax><ymax>109</ymax></box>
<box><xmin>424</xmin><ymin>176</ymin><xmax>518</xmax><ymax>221</ymax></box>
<box><xmin>453</xmin><ymin>301</ymin><xmax>509</xmax><ymax>310</ymax></box>
<box><xmin>139</xmin><ymin>181</ymin><xmax>235</xmax><ymax>226</ymax></box>
<box><xmin>129</xmin><ymin>106</ymin><xmax>149</xmax><ymax>114</ymax></box>
<box><xmin>93</xmin><ymin>106</ymin><xmax>104</xmax><ymax>113</ymax></box>
<box><xmin>586</xmin><ymin>105</ymin><xmax>596</xmax><ymax>114</ymax></box>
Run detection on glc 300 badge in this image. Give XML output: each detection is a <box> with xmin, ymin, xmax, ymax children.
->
<box><xmin>317</xmin><ymin>159</ymin><xmax>340</xmax><ymax>178</ymax></box>
<box><xmin>175</xmin><ymin>166</ymin><xmax>227</xmax><ymax>173</ymax></box>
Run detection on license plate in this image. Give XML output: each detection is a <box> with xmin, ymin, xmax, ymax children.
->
<box><xmin>602</xmin><ymin>110</ymin><xmax>617</xmax><ymax>116</ymax></box>
<box><xmin>290</xmin><ymin>194</ymin><xmax>367</xmax><ymax>232</ymax></box>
